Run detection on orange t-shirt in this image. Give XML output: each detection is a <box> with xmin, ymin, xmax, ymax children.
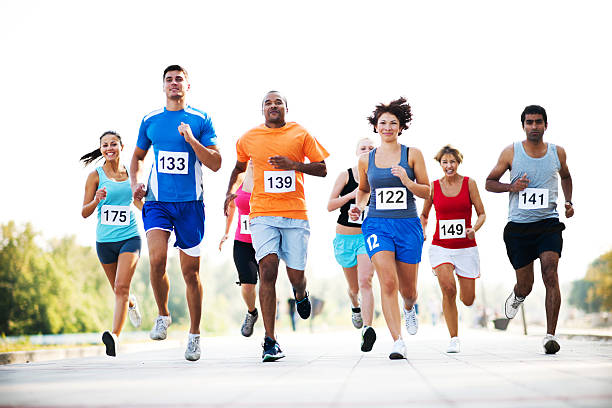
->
<box><xmin>236</xmin><ymin>122</ymin><xmax>330</xmax><ymax>220</ymax></box>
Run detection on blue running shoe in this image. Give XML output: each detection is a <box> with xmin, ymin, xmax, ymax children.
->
<box><xmin>262</xmin><ymin>336</ymin><xmax>285</xmax><ymax>362</ymax></box>
<box><xmin>293</xmin><ymin>289</ymin><xmax>311</xmax><ymax>319</ymax></box>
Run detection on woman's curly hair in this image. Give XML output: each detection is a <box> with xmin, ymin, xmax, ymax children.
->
<box><xmin>367</xmin><ymin>97</ymin><xmax>412</xmax><ymax>135</ymax></box>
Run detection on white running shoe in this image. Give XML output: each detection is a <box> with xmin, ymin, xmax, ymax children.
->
<box><xmin>102</xmin><ymin>330</ymin><xmax>118</xmax><ymax>357</ymax></box>
<box><xmin>542</xmin><ymin>334</ymin><xmax>561</xmax><ymax>355</ymax></box>
<box><xmin>128</xmin><ymin>294</ymin><xmax>142</xmax><ymax>328</ymax></box>
<box><xmin>389</xmin><ymin>338</ymin><xmax>406</xmax><ymax>360</ymax></box>
<box><xmin>241</xmin><ymin>310</ymin><xmax>258</xmax><ymax>337</ymax></box>
<box><xmin>352</xmin><ymin>310</ymin><xmax>364</xmax><ymax>329</ymax></box>
<box><xmin>185</xmin><ymin>335</ymin><xmax>201</xmax><ymax>361</ymax></box>
<box><xmin>446</xmin><ymin>337</ymin><xmax>460</xmax><ymax>353</ymax></box>
<box><xmin>150</xmin><ymin>315</ymin><xmax>171</xmax><ymax>340</ymax></box>
<box><xmin>403</xmin><ymin>307</ymin><xmax>418</xmax><ymax>335</ymax></box>
<box><xmin>504</xmin><ymin>291</ymin><xmax>525</xmax><ymax>319</ymax></box>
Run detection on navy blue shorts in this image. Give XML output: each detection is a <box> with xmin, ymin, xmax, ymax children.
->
<box><xmin>96</xmin><ymin>236</ymin><xmax>141</xmax><ymax>264</ymax></box>
<box><xmin>361</xmin><ymin>217</ymin><xmax>424</xmax><ymax>264</ymax></box>
<box><xmin>503</xmin><ymin>218</ymin><xmax>564</xmax><ymax>270</ymax></box>
<box><xmin>142</xmin><ymin>201</ymin><xmax>205</xmax><ymax>256</ymax></box>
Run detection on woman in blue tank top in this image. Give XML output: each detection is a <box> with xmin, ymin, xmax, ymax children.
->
<box><xmin>350</xmin><ymin>98</ymin><xmax>430</xmax><ymax>360</ymax></box>
<box><xmin>327</xmin><ymin>138</ymin><xmax>377</xmax><ymax>351</ymax></box>
<box><xmin>80</xmin><ymin>131</ymin><xmax>143</xmax><ymax>357</ymax></box>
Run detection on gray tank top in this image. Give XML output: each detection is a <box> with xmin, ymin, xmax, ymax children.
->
<box><xmin>367</xmin><ymin>145</ymin><xmax>417</xmax><ymax>218</ymax></box>
<box><xmin>509</xmin><ymin>141</ymin><xmax>560</xmax><ymax>223</ymax></box>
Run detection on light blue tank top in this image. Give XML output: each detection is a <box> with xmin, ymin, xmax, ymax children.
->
<box><xmin>96</xmin><ymin>167</ymin><xmax>140</xmax><ymax>242</ymax></box>
<box><xmin>367</xmin><ymin>145</ymin><xmax>418</xmax><ymax>218</ymax></box>
<box><xmin>509</xmin><ymin>141</ymin><xmax>560</xmax><ymax>223</ymax></box>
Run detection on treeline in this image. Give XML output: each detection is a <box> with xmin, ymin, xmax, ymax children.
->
<box><xmin>569</xmin><ymin>249</ymin><xmax>612</xmax><ymax>313</ymax></box>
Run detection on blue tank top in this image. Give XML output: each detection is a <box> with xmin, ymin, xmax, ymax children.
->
<box><xmin>509</xmin><ymin>141</ymin><xmax>560</xmax><ymax>223</ymax></box>
<box><xmin>367</xmin><ymin>145</ymin><xmax>417</xmax><ymax>218</ymax></box>
<box><xmin>96</xmin><ymin>167</ymin><xmax>140</xmax><ymax>243</ymax></box>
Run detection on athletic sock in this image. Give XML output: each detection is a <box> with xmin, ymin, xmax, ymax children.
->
<box><xmin>188</xmin><ymin>333</ymin><xmax>200</xmax><ymax>340</ymax></box>
<box><xmin>352</xmin><ymin>307</ymin><xmax>361</xmax><ymax>313</ymax></box>
<box><xmin>248</xmin><ymin>308</ymin><xmax>258</xmax><ymax>316</ymax></box>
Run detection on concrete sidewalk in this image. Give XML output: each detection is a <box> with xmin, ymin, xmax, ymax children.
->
<box><xmin>1</xmin><ymin>326</ymin><xmax>611</xmax><ymax>407</ymax></box>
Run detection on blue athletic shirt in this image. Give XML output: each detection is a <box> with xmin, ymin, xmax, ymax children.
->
<box><xmin>137</xmin><ymin>106</ymin><xmax>217</xmax><ymax>202</ymax></box>
<box><xmin>96</xmin><ymin>167</ymin><xmax>139</xmax><ymax>243</ymax></box>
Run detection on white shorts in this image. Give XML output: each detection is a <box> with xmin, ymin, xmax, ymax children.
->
<box><xmin>429</xmin><ymin>245</ymin><xmax>480</xmax><ymax>279</ymax></box>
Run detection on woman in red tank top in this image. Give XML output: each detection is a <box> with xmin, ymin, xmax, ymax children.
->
<box><xmin>420</xmin><ymin>145</ymin><xmax>486</xmax><ymax>353</ymax></box>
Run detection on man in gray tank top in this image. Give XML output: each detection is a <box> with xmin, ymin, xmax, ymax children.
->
<box><xmin>485</xmin><ymin>105</ymin><xmax>574</xmax><ymax>355</ymax></box>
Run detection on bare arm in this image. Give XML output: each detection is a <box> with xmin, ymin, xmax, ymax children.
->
<box><xmin>178</xmin><ymin>122</ymin><xmax>222</xmax><ymax>172</ymax></box>
<box><xmin>485</xmin><ymin>145</ymin><xmax>529</xmax><ymax>193</ymax></box>
<box><xmin>225</xmin><ymin>160</ymin><xmax>248</xmax><ymax>216</ymax></box>
<box><xmin>82</xmin><ymin>171</ymin><xmax>104</xmax><ymax>218</ymax></box>
<box><xmin>419</xmin><ymin>183</ymin><xmax>434</xmax><ymax>240</ymax></box>
<box><xmin>268</xmin><ymin>156</ymin><xmax>327</xmax><ymax>177</ymax></box>
<box><xmin>219</xmin><ymin>200</ymin><xmax>236</xmax><ymax>251</ymax></box>
<box><xmin>467</xmin><ymin>178</ymin><xmax>486</xmax><ymax>240</ymax></box>
<box><xmin>557</xmin><ymin>146</ymin><xmax>574</xmax><ymax>218</ymax></box>
<box><xmin>349</xmin><ymin>153</ymin><xmax>371</xmax><ymax>221</ymax></box>
<box><xmin>327</xmin><ymin>171</ymin><xmax>355</xmax><ymax>212</ymax></box>
<box><xmin>398</xmin><ymin>147</ymin><xmax>429</xmax><ymax>199</ymax></box>
<box><xmin>130</xmin><ymin>146</ymin><xmax>148</xmax><ymax>200</ymax></box>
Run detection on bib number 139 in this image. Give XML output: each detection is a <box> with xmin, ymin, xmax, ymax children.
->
<box><xmin>101</xmin><ymin>205</ymin><xmax>130</xmax><ymax>226</ymax></box>
<box><xmin>264</xmin><ymin>170</ymin><xmax>296</xmax><ymax>193</ymax></box>
<box><xmin>518</xmin><ymin>188</ymin><xmax>549</xmax><ymax>209</ymax></box>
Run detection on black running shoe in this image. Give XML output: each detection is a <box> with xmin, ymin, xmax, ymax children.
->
<box><xmin>293</xmin><ymin>289</ymin><xmax>311</xmax><ymax>319</ymax></box>
<box><xmin>361</xmin><ymin>326</ymin><xmax>376</xmax><ymax>352</ymax></box>
<box><xmin>262</xmin><ymin>336</ymin><xmax>285</xmax><ymax>362</ymax></box>
<box><xmin>102</xmin><ymin>330</ymin><xmax>117</xmax><ymax>357</ymax></box>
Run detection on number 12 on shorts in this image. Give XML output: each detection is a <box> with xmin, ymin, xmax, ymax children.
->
<box><xmin>518</xmin><ymin>188</ymin><xmax>549</xmax><ymax>209</ymax></box>
<box><xmin>366</xmin><ymin>234</ymin><xmax>379</xmax><ymax>252</ymax></box>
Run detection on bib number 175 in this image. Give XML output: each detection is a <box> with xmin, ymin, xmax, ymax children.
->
<box><xmin>101</xmin><ymin>205</ymin><xmax>130</xmax><ymax>226</ymax></box>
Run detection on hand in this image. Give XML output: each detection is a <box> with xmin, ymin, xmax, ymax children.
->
<box><xmin>94</xmin><ymin>187</ymin><xmax>107</xmax><ymax>203</ymax></box>
<box><xmin>224</xmin><ymin>193</ymin><xmax>237</xmax><ymax>216</ymax></box>
<box><xmin>391</xmin><ymin>165</ymin><xmax>409</xmax><ymax>185</ymax></box>
<box><xmin>349</xmin><ymin>205</ymin><xmax>362</xmax><ymax>221</ymax></box>
<box><xmin>565</xmin><ymin>202</ymin><xmax>574</xmax><ymax>218</ymax></box>
<box><xmin>420</xmin><ymin>218</ymin><xmax>427</xmax><ymax>241</ymax></box>
<box><xmin>268</xmin><ymin>155</ymin><xmax>296</xmax><ymax>170</ymax></box>
<box><xmin>133</xmin><ymin>183</ymin><xmax>146</xmax><ymax>201</ymax></box>
<box><xmin>218</xmin><ymin>234</ymin><xmax>229</xmax><ymax>251</ymax></box>
<box><xmin>466</xmin><ymin>228</ymin><xmax>476</xmax><ymax>240</ymax></box>
<box><xmin>178</xmin><ymin>122</ymin><xmax>195</xmax><ymax>144</ymax></box>
<box><xmin>509</xmin><ymin>173</ymin><xmax>530</xmax><ymax>192</ymax></box>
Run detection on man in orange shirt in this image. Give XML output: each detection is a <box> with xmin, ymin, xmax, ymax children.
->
<box><xmin>225</xmin><ymin>91</ymin><xmax>329</xmax><ymax>362</ymax></box>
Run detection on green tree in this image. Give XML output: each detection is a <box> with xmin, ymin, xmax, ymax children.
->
<box><xmin>569</xmin><ymin>249</ymin><xmax>612</xmax><ymax>313</ymax></box>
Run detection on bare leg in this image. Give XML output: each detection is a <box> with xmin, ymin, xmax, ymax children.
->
<box><xmin>147</xmin><ymin>229</ymin><xmax>171</xmax><ymax>316</ymax></box>
<box><xmin>371</xmin><ymin>251</ymin><xmax>401</xmax><ymax>341</ymax></box>
<box><xmin>457</xmin><ymin>276</ymin><xmax>476</xmax><ymax>307</ymax></box>
<box><xmin>286</xmin><ymin>266</ymin><xmax>307</xmax><ymax>301</ymax></box>
<box><xmin>111</xmin><ymin>251</ymin><xmax>139</xmax><ymax>336</ymax></box>
<box><xmin>435</xmin><ymin>264</ymin><xmax>458</xmax><ymax>338</ymax></box>
<box><xmin>357</xmin><ymin>253</ymin><xmax>375</xmax><ymax>326</ymax></box>
<box><xmin>396</xmin><ymin>261</ymin><xmax>418</xmax><ymax>311</ymax></box>
<box><xmin>258</xmin><ymin>254</ymin><xmax>279</xmax><ymax>339</ymax></box>
<box><xmin>241</xmin><ymin>283</ymin><xmax>257</xmax><ymax>312</ymax></box>
<box><xmin>540</xmin><ymin>251</ymin><xmax>561</xmax><ymax>335</ymax></box>
<box><xmin>342</xmin><ymin>265</ymin><xmax>360</xmax><ymax>307</ymax></box>
<box><xmin>514</xmin><ymin>262</ymin><xmax>535</xmax><ymax>299</ymax></box>
<box><xmin>179</xmin><ymin>250</ymin><xmax>202</xmax><ymax>334</ymax></box>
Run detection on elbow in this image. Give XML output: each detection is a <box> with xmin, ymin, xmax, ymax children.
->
<box><xmin>326</xmin><ymin>203</ymin><xmax>334</xmax><ymax>212</ymax></box>
<box><xmin>485</xmin><ymin>180</ymin><xmax>494</xmax><ymax>192</ymax></box>
<box><xmin>210</xmin><ymin>158</ymin><xmax>222</xmax><ymax>172</ymax></box>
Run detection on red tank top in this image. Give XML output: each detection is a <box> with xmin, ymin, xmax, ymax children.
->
<box><xmin>431</xmin><ymin>177</ymin><xmax>476</xmax><ymax>249</ymax></box>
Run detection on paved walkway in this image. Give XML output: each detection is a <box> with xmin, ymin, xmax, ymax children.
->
<box><xmin>1</xmin><ymin>326</ymin><xmax>611</xmax><ymax>407</ymax></box>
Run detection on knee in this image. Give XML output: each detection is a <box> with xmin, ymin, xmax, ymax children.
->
<box><xmin>460</xmin><ymin>293</ymin><xmax>475</xmax><ymax>306</ymax></box>
<box><xmin>149</xmin><ymin>254</ymin><xmax>166</xmax><ymax>273</ymax></box>
<box><xmin>516</xmin><ymin>281</ymin><xmax>533</xmax><ymax>297</ymax></box>
<box><xmin>440</xmin><ymin>284</ymin><xmax>457</xmax><ymax>300</ymax></box>
<box><xmin>380</xmin><ymin>278</ymin><xmax>398</xmax><ymax>296</ymax></box>
<box><xmin>182</xmin><ymin>269</ymin><xmax>200</xmax><ymax>286</ymax></box>
<box><xmin>259</xmin><ymin>268</ymin><xmax>277</xmax><ymax>284</ymax></box>
<box><xmin>358</xmin><ymin>275</ymin><xmax>373</xmax><ymax>290</ymax></box>
<box><xmin>114</xmin><ymin>282</ymin><xmax>130</xmax><ymax>299</ymax></box>
<box><xmin>542</xmin><ymin>270</ymin><xmax>559</xmax><ymax>288</ymax></box>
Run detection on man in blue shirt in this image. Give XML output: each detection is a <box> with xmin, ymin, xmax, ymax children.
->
<box><xmin>130</xmin><ymin>65</ymin><xmax>221</xmax><ymax>361</ymax></box>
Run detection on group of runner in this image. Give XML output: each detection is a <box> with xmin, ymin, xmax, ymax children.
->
<box><xmin>81</xmin><ymin>64</ymin><xmax>574</xmax><ymax>361</ymax></box>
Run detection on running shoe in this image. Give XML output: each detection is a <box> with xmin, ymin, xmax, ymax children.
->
<box><xmin>504</xmin><ymin>291</ymin><xmax>525</xmax><ymax>319</ymax></box>
<box><xmin>403</xmin><ymin>307</ymin><xmax>418</xmax><ymax>335</ymax></box>
<box><xmin>389</xmin><ymin>338</ymin><xmax>406</xmax><ymax>360</ymax></box>
<box><xmin>150</xmin><ymin>315</ymin><xmax>172</xmax><ymax>340</ymax></box>
<box><xmin>262</xmin><ymin>336</ymin><xmax>285</xmax><ymax>362</ymax></box>
<box><xmin>102</xmin><ymin>330</ymin><xmax>118</xmax><ymax>357</ymax></box>
<box><xmin>185</xmin><ymin>335</ymin><xmax>201</xmax><ymax>361</ymax></box>
<box><xmin>128</xmin><ymin>294</ymin><xmax>142</xmax><ymax>328</ymax></box>
<box><xmin>446</xmin><ymin>337</ymin><xmax>460</xmax><ymax>353</ymax></box>
<box><xmin>542</xmin><ymin>334</ymin><xmax>561</xmax><ymax>355</ymax></box>
<box><xmin>241</xmin><ymin>309</ymin><xmax>258</xmax><ymax>337</ymax></box>
<box><xmin>352</xmin><ymin>309</ymin><xmax>364</xmax><ymax>329</ymax></box>
<box><xmin>293</xmin><ymin>289</ymin><xmax>311</xmax><ymax>319</ymax></box>
<box><xmin>361</xmin><ymin>326</ymin><xmax>376</xmax><ymax>352</ymax></box>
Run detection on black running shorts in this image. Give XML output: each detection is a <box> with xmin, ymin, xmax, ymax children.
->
<box><xmin>233</xmin><ymin>240</ymin><xmax>259</xmax><ymax>285</ymax></box>
<box><xmin>503</xmin><ymin>218</ymin><xmax>565</xmax><ymax>270</ymax></box>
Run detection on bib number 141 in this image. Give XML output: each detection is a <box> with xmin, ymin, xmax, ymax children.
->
<box><xmin>518</xmin><ymin>188</ymin><xmax>549</xmax><ymax>209</ymax></box>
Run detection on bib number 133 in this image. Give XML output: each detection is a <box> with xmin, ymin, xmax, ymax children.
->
<box><xmin>264</xmin><ymin>170</ymin><xmax>296</xmax><ymax>193</ymax></box>
<box><xmin>158</xmin><ymin>151</ymin><xmax>188</xmax><ymax>174</ymax></box>
<box><xmin>518</xmin><ymin>188</ymin><xmax>549</xmax><ymax>209</ymax></box>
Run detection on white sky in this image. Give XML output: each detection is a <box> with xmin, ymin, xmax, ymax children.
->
<box><xmin>1</xmin><ymin>0</ymin><xmax>610</xmax><ymax>285</ymax></box>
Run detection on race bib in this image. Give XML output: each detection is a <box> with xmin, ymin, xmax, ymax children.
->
<box><xmin>518</xmin><ymin>188</ymin><xmax>549</xmax><ymax>209</ymax></box>
<box><xmin>239</xmin><ymin>214</ymin><xmax>251</xmax><ymax>235</ymax></box>
<box><xmin>158</xmin><ymin>151</ymin><xmax>188</xmax><ymax>174</ymax></box>
<box><xmin>349</xmin><ymin>204</ymin><xmax>368</xmax><ymax>225</ymax></box>
<box><xmin>439</xmin><ymin>219</ymin><xmax>466</xmax><ymax>239</ymax></box>
<box><xmin>101</xmin><ymin>205</ymin><xmax>130</xmax><ymax>226</ymax></box>
<box><xmin>375</xmin><ymin>187</ymin><xmax>407</xmax><ymax>210</ymax></box>
<box><xmin>264</xmin><ymin>170</ymin><xmax>296</xmax><ymax>193</ymax></box>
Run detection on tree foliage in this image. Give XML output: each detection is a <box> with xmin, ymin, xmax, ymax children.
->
<box><xmin>569</xmin><ymin>249</ymin><xmax>612</xmax><ymax>313</ymax></box>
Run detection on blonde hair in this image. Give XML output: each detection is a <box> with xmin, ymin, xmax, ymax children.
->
<box><xmin>434</xmin><ymin>145</ymin><xmax>463</xmax><ymax>164</ymax></box>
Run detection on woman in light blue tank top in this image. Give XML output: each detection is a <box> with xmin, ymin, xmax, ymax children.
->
<box><xmin>350</xmin><ymin>98</ymin><xmax>430</xmax><ymax>359</ymax></box>
<box><xmin>80</xmin><ymin>131</ymin><xmax>143</xmax><ymax>357</ymax></box>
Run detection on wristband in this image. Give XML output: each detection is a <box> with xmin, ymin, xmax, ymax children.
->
<box><xmin>565</xmin><ymin>201</ymin><xmax>573</xmax><ymax>206</ymax></box>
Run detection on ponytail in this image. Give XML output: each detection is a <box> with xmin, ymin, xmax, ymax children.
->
<box><xmin>79</xmin><ymin>130</ymin><xmax>122</xmax><ymax>166</ymax></box>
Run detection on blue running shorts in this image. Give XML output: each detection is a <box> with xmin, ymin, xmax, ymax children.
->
<box><xmin>142</xmin><ymin>201</ymin><xmax>205</xmax><ymax>257</ymax></box>
<box><xmin>249</xmin><ymin>216</ymin><xmax>310</xmax><ymax>271</ymax></box>
<box><xmin>361</xmin><ymin>217</ymin><xmax>424</xmax><ymax>264</ymax></box>
<box><xmin>333</xmin><ymin>233</ymin><xmax>367</xmax><ymax>268</ymax></box>
<box><xmin>96</xmin><ymin>236</ymin><xmax>141</xmax><ymax>264</ymax></box>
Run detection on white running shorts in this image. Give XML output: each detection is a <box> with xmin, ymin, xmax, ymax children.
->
<box><xmin>429</xmin><ymin>245</ymin><xmax>480</xmax><ymax>279</ymax></box>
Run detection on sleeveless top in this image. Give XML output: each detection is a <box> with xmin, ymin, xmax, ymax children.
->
<box><xmin>337</xmin><ymin>168</ymin><xmax>366</xmax><ymax>228</ymax></box>
<box><xmin>509</xmin><ymin>142</ymin><xmax>560</xmax><ymax>223</ymax></box>
<box><xmin>431</xmin><ymin>177</ymin><xmax>476</xmax><ymax>249</ymax></box>
<box><xmin>234</xmin><ymin>184</ymin><xmax>253</xmax><ymax>243</ymax></box>
<box><xmin>96</xmin><ymin>166</ymin><xmax>139</xmax><ymax>243</ymax></box>
<box><xmin>367</xmin><ymin>145</ymin><xmax>417</xmax><ymax>218</ymax></box>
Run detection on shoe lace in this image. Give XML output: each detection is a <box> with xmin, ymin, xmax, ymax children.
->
<box><xmin>407</xmin><ymin>309</ymin><xmax>417</xmax><ymax>325</ymax></box>
<box><xmin>155</xmin><ymin>317</ymin><xmax>166</xmax><ymax>332</ymax></box>
<box><xmin>188</xmin><ymin>337</ymin><xmax>199</xmax><ymax>352</ymax></box>
<box><xmin>511</xmin><ymin>296</ymin><xmax>523</xmax><ymax>309</ymax></box>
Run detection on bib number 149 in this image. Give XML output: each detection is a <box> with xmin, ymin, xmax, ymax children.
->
<box><xmin>439</xmin><ymin>219</ymin><xmax>466</xmax><ymax>239</ymax></box>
